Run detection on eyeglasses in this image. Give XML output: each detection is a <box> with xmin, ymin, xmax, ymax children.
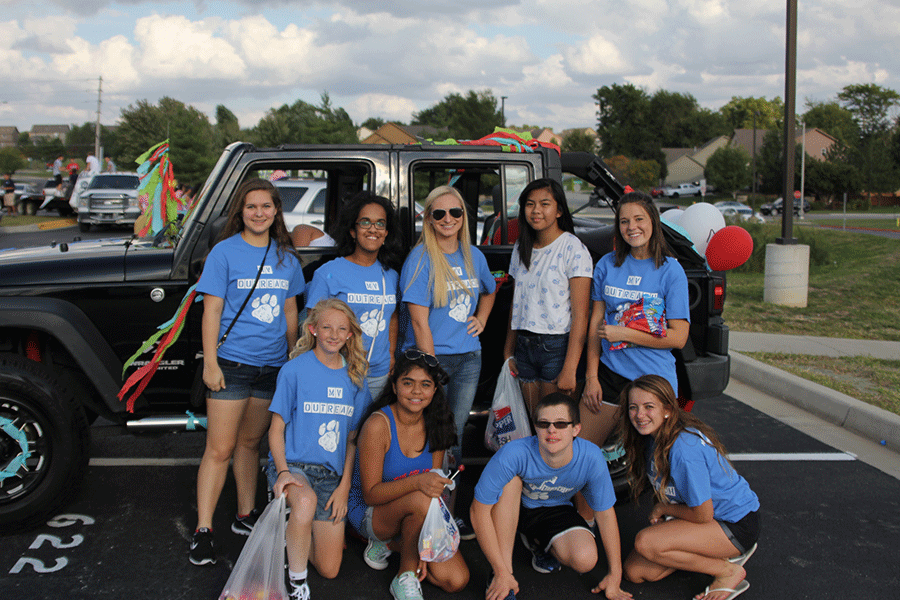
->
<box><xmin>534</xmin><ymin>420</ymin><xmax>574</xmax><ymax>430</ymax></box>
<box><xmin>430</xmin><ymin>207</ymin><xmax>464</xmax><ymax>221</ymax></box>
<box><xmin>356</xmin><ymin>218</ymin><xmax>387</xmax><ymax>230</ymax></box>
<box><xmin>403</xmin><ymin>348</ymin><xmax>439</xmax><ymax>367</ymax></box>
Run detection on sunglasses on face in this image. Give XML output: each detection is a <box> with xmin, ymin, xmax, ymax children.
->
<box><xmin>534</xmin><ymin>420</ymin><xmax>574</xmax><ymax>430</ymax></box>
<box><xmin>356</xmin><ymin>218</ymin><xmax>387</xmax><ymax>230</ymax></box>
<box><xmin>430</xmin><ymin>207</ymin><xmax>464</xmax><ymax>221</ymax></box>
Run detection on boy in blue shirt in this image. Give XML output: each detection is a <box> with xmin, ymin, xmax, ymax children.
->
<box><xmin>471</xmin><ymin>393</ymin><xmax>631</xmax><ymax>600</ymax></box>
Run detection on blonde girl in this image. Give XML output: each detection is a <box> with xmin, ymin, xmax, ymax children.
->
<box><xmin>268</xmin><ymin>298</ymin><xmax>372</xmax><ymax>600</ymax></box>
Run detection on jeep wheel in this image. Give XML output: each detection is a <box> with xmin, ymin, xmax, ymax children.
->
<box><xmin>0</xmin><ymin>353</ymin><xmax>89</xmax><ymax>531</ymax></box>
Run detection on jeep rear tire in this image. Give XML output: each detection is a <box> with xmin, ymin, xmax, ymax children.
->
<box><xmin>0</xmin><ymin>353</ymin><xmax>89</xmax><ymax>531</ymax></box>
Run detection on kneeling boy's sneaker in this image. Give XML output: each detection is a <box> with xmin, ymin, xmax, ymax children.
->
<box><xmin>519</xmin><ymin>533</ymin><xmax>560</xmax><ymax>573</ymax></box>
<box><xmin>455</xmin><ymin>516</ymin><xmax>476</xmax><ymax>541</ymax></box>
<box><xmin>364</xmin><ymin>539</ymin><xmax>392</xmax><ymax>570</ymax></box>
<box><xmin>189</xmin><ymin>528</ymin><xmax>216</xmax><ymax>566</ymax></box>
<box><xmin>289</xmin><ymin>579</ymin><xmax>310</xmax><ymax>600</ymax></box>
<box><xmin>390</xmin><ymin>570</ymin><xmax>423</xmax><ymax>600</ymax></box>
<box><xmin>231</xmin><ymin>508</ymin><xmax>261</xmax><ymax>536</ymax></box>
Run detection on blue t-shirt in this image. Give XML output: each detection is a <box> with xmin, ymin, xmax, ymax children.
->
<box><xmin>400</xmin><ymin>244</ymin><xmax>496</xmax><ymax>355</ymax></box>
<box><xmin>474</xmin><ymin>436</ymin><xmax>615</xmax><ymax>512</ymax></box>
<box><xmin>306</xmin><ymin>257</ymin><xmax>399</xmax><ymax>378</ymax></box>
<box><xmin>591</xmin><ymin>252</ymin><xmax>689</xmax><ymax>392</ymax></box>
<box><xmin>268</xmin><ymin>351</ymin><xmax>370</xmax><ymax>475</ymax></box>
<box><xmin>648</xmin><ymin>429</ymin><xmax>760</xmax><ymax>523</ymax></box>
<box><xmin>197</xmin><ymin>234</ymin><xmax>305</xmax><ymax>367</ymax></box>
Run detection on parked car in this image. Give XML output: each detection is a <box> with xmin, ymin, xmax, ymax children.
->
<box><xmin>760</xmin><ymin>197</ymin><xmax>810</xmax><ymax>216</ymax></box>
<box><xmin>75</xmin><ymin>172</ymin><xmax>141</xmax><ymax>231</ymax></box>
<box><xmin>714</xmin><ymin>200</ymin><xmax>755</xmax><ymax>221</ymax></box>
<box><xmin>273</xmin><ymin>179</ymin><xmax>328</xmax><ymax>231</ymax></box>
<box><xmin>14</xmin><ymin>182</ymin><xmax>43</xmax><ymax>215</ymax></box>
<box><xmin>40</xmin><ymin>179</ymin><xmax>76</xmax><ymax>216</ymax></box>
<box><xmin>650</xmin><ymin>186</ymin><xmax>666</xmax><ymax>198</ymax></box>
<box><xmin>662</xmin><ymin>182</ymin><xmax>703</xmax><ymax>198</ymax></box>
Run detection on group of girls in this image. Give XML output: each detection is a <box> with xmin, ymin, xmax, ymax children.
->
<box><xmin>191</xmin><ymin>176</ymin><xmax>759</xmax><ymax>600</ymax></box>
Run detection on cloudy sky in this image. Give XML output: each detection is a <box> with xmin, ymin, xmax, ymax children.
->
<box><xmin>0</xmin><ymin>0</ymin><xmax>895</xmax><ymax>136</ymax></box>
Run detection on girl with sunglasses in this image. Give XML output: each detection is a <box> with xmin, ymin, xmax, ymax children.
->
<box><xmin>347</xmin><ymin>349</ymin><xmax>469</xmax><ymax>600</ymax></box>
<box><xmin>306</xmin><ymin>192</ymin><xmax>404</xmax><ymax>399</ymax></box>
<box><xmin>400</xmin><ymin>185</ymin><xmax>498</xmax><ymax>466</ymax></box>
<box><xmin>618</xmin><ymin>375</ymin><xmax>759</xmax><ymax>600</ymax></box>
<box><xmin>503</xmin><ymin>178</ymin><xmax>593</xmax><ymax>409</ymax></box>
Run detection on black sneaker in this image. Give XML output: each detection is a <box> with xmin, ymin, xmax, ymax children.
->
<box><xmin>519</xmin><ymin>533</ymin><xmax>560</xmax><ymax>573</ymax></box>
<box><xmin>289</xmin><ymin>579</ymin><xmax>310</xmax><ymax>600</ymax></box>
<box><xmin>189</xmin><ymin>528</ymin><xmax>216</xmax><ymax>566</ymax></box>
<box><xmin>231</xmin><ymin>508</ymin><xmax>261</xmax><ymax>536</ymax></box>
<box><xmin>455</xmin><ymin>517</ymin><xmax>476</xmax><ymax>541</ymax></box>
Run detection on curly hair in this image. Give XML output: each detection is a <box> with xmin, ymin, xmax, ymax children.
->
<box><xmin>332</xmin><ymin>191</ymin><xmax>404</xmax><ymax>272</ymax></box>
<box><xmin>613</xmin><ymin>191</ymin><xmax>670</xmax><ymax>268</ymax></box>
<box><xmin>291</xmin><ymin>298</ymin><xmax>368</xmax><ymax>388</ymax></box>
<box><xmin>218</xmin><ymin>178</ymin><xmax>297</xmax><ymax>267</ymax></box>
<box><xmin>357</xmin><ymin>351</ymin><xmax>457</xmax><ymax>452</ymax></box>
<box><xmin>516</xmin><ymin>178</ymin><xmax>576</xmax><ymax>269</ymax></box>
<box><xmin>618</xmin><ymin>374</ymin><xmax>731</xmax><ymax>505</ymax></box>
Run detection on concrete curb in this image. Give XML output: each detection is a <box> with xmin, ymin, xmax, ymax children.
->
<box><xmin>730</xmin><ymin>350</ymin><xmax>900</xmax><ymax>450</ymax></box>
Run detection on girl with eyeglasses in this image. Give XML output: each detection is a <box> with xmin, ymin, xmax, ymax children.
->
<box><xmin>503</xmin><ymin>178</ymin><xmax>593</xmax><ymax>409</ymax></box>
<box><xmin>618</xmin><ymin>375</ymin><xmax>759</xmax><ymax>600</ymax></box>
<box><xmin>400</xmin><ymin>185</ymin><xmax>498</xmax><ymax>466</ymax></box>
<box><xmin>347</xmin><ymin>350</ymin><xmax>469</xmax><ymax>600</ymax></box>
<box><xmin>306</xmin><ymin>192</ymin><xmax>404</xmax><ymax>399</ymax></box>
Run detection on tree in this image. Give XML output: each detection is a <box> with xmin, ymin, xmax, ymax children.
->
<box><xmin>719</xmin><ymin>96</ymin><xmax>784</xmax><ymax>131</ymax></box>
<box><xmin>594</xmin><ymin>83</ymin><xmax>653</xmax><ymax>158</ymax></box>
<box><xmin>412</xmin><ymin>90</ymin><xmax>502</xmax><ymax>140</ymax></box>
<box><xmin>805</xmin><ymin>157</ymin><xmax>862</xmax><ymax>206</ymax></box>
<box><xmin>705</xmin><ymin>146</ymin><xmax>751</xmax><ymax>196</ymax></box>
<box><xmin>32</xmin><ymin>137</ymin><xmax>66</xmax><ymax>165</ymax></box>
<box><xmin>0</xmin><ymin>147</ymin><xmax>26</xmax><ymax>174</ymax></box>
<box><xmin>561</xmin><ymin>129</ymin><xmax>597</xmax><ymax>153</ymax></box>
<box><xmin>627</xmin><ymin>159</ymin><xmax>661</xmax><ymax>191</ymax></box>
<box><xmin>361</xmin><ymin>117</ymin><xmax>386</xmax><ymax>130</ymax></box>
<box><xmin>802</xmin><ymin>100</ymin><xmax>859</xmax><ymax>149</ymax></box>
<box><xmin>214</xmin><ymin>105</ymin><xmax>241</xmax><ymax>149</ymax></box>
<box><xmin>252</xmin><ymin>93</ymin><xmax>358</xmax><ymax>147</ymax></box>
<box><xmin>117</xmin><ymin>97</ymin><xmax>217</xmax><ymax>184</ymax></box>
<box><xmin>837</xmin><ymin>83</ymin><xmax>900</xmax><ymax>137</ymax></box>
<box><xmin>66</xmin><ymin>122</ymin><xmax>120</xmax><ymax>161</ymax></box>
<box><xmin>756</xmin><ymin>128</ymin><xmax>802</xmax><ymax>194</ymax></box>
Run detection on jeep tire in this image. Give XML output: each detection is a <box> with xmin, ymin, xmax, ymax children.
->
<box><xmin>0</xmin><ymin>353</ymin><xmax>90</xmax><ymax>530</ymax></box>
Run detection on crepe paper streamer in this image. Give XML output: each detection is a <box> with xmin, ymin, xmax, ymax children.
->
<box><xmin>0</xmin><ymin>416</ymin><xmax>30</xmax><ymax>480</ymax></box>
<box><xmin>118</xmin><ymin>284</ymin><xmax>198</xmax><ymax>412</ymax></box>
<box><xmin>706</xmin><ymin>225</ymin><xmax>754</xmax><ymax>271</ymax></box>
<box><xmin>428</xmin><ymin>127</ymin><xmax>562</xmax><ymax>155</ymax></box>
<box><xmin>134</xmin><ymin>140</ymin><xmax>177</xmax><ymax>237</ymax></box>
<box><xmin>602</xmin><ymin>444</ymin><xmax>626</xmax><ymax>462</ymax></box>
<box><xmin>185</xmin><ymin>411</ymin><xmax>208</xmax><ymax>431</ymax></box>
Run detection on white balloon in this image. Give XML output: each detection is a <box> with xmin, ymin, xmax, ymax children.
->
<box><xmin>661</xmin><ymin>208</ymin><xmax>684</xmax><ymax>224</ymax></box>
<box><xmin>679</xmin><ymin>203</ymin><xmax>726</xmax><ymax>255</ymax></box>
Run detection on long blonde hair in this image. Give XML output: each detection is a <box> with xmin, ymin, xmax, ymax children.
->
<box><xmin>291</xmin><ymin>298</ymin><xmax>368</xmax><ymax>388</ymax></box>
<box><xmin>408</xmin><ymin>185</ymin><xmax>476</xmax><ymax>308</ymax></box>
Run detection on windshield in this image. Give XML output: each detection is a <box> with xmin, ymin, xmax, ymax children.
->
<box><xmin>89</xmin><ymin>175</ymin><xmax>140</xmax><ymax>190</ymax></box>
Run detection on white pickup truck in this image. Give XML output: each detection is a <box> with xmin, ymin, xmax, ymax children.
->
<box><xmin>663</xmin><ymin>182</ymin><xmax>703</xmax><ymax>198</ymax></box>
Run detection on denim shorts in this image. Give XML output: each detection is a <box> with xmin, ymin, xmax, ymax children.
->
<box><xmin>265</xmin><ymin>461</ymin><xmax>343</xmax><ymax>522</ymax></box>
<box><xmin>358</xmin><ymin>505</ymin><xmax>390</xmax><ymax>543</ymax></box>
<box><xmin>208</xmin><ymin>358</ymin><xmax>279</xmax><ymax>400</ymax></box>
<box><xmin>514</xmin><ymin>331</ymin><xmax>569</xmax><ymax>383</ymax></box>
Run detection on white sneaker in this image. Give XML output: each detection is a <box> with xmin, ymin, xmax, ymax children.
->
<box><xmin>364</xmin><ymin>539</ymin><xmax>392</xmax><ymax>570</ymax></box>
<box><xmin>390</xmin><ymin>571</ymin><xmax>423</xmax><ymax>600</ymax></box>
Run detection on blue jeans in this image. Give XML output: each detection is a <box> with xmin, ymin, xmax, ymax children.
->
<box><xmin>437</xmin><ymin>350</ymin><xmax>482</xmax><ymax>463</ymax></box>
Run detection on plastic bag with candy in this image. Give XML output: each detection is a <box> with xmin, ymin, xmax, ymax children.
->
<box><xmin>219</xmin><ymin>495</ymin><xmax>288</xmax><ymax>600</ymax></box>
<box><xmin>609</xmin><ymin>296</ymin><xmax>667</xmax><ymax>351</ymax></box>
<box><xmin>418</xmin><ymin>496</ymin><xmax>459</xmax><ymax>562</ymax></box>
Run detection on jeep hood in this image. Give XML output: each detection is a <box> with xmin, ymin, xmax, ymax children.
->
<box><xmin>0</xmin><ymin>237</ymin><xmax>134</xmax><ymax>288</ymax></box>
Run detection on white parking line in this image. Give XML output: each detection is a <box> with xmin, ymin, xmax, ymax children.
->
<box><xmin>727</xmin><ymin>452</ymin><xmax>856</xmax><ymax>461</ymax></box>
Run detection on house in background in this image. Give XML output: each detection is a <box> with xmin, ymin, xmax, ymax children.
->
<box><xmin>0</xmin><ymin>126</ymin><xmax>19</xmax><ymax>148</ymax></box>
<box><xmin>362</xmin><ymin>122</ymin><xmax>448</xmax><ymax>144</ymax></box>
<box><xmin>29</xmin><ymin>124</ymin><xmax>70</xmax><ymax>142</ymax></box>
<box><xmin>730</xmin><ymin>127</ymin><xmax>836</xmax><ymax>162</ymax></box>
<box><xmin>662</xmin><ymin>136</ymin><xmax>730</xmax><ymax>185</ymax></box>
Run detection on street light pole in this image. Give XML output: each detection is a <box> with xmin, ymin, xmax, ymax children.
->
<box><xmin>752</xmin><ymin>111</ymin><xmax>758</xmax><ymax>196</ymax></box>
<box><xmin>778</xmin><ymin>0</ymin><xmax>797</xmax><ymax>245</ymax></box>
<box><xmin>501</xmin><ymin>96</ymin><xmax>507</xmax><ymax>127</ymax></box>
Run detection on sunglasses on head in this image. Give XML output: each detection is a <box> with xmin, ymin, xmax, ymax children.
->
<box><xmin>403</xmin><ymin>348</ymin><xmax>440</xmax><ymax>367</ymax></box>
<box><xmin>534</xmin><ymin>420</ymin><xmax>574</xmax><ymax>430</ymax></box>
<box><xmin>430</xmin><ymin>207</ymin><xmax>464</xmax><ymax>221</ymax></box>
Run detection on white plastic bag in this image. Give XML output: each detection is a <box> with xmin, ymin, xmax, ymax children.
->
<box><xmin>417</xmin><ymin>496</ymin><xmax>460</xmax><ymax>562</ymax></box>
<box><xmin>219</xmin><ymin>495</ymin><xmax>288</xmax><ymax>600</ymax></box>
<box><xmin>485</xmin><ymin>357</ymin><xmax>531</xmax><ymax>451</ymax></box>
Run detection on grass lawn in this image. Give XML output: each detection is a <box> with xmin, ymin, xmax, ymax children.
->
<box><xmin>816</xmin><ymin>218</ymin><xmax>900</xmax><ymax>231</ymax></box>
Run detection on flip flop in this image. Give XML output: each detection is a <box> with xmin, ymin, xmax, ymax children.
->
<box><xmin>699</xmin><ymin>579</ymin><xmax>750</xmax><ymax>600</ymax></box>
<box><xmin>727</xmin><ymin>542</ymin><xmax>758</xmax><ymax>566</ymax></box>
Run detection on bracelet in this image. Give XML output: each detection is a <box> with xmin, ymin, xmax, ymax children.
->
<box><xmin>277</xmin><ymin>470</ymin><xmax>290</xmax><ymax>477</ymax></box>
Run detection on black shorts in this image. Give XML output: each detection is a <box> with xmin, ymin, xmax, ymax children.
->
<box><xmin>518</xmin><ymin>504</ymin><xmax>592</xmax><ymax>553</ymax></box>
<box><xmin>598</xmin><ymin>361</ymin><xmax>632</xmax><ymax>406</ymax></box>
<box><xmin>718</xmin><ymin>510</ymin><xmax>760</xmax><ymax>554</ymax></box>
<box><xmin>54</xmin><ymin>174</ymin><xmax>63</xmax><ymax>185</ymax></box>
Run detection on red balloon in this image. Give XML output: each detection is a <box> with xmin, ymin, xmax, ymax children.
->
<box><xmin>705</xmin><ymin>225</ymin><xmax>753</xmax><ymax>271</ymax></box>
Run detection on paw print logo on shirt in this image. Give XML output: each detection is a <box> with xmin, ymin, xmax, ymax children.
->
<box><xmin>448</xmin><ymin>293</ymin><xmax>471</xmax><ymax>323</ymax></box>
<box><xmin>359</xmin><ymin>309</ymin><xmax>386</xmax><ymax>338</ymax></box>
<box><xmin>251</xmin><ymin>293</ymin><xmax>280</xmax><ymax>324</ymax></box>
<box><xmin>318</xmin><ymin>420</ymin><xmax>340</xmax><ymax>453</ymax></box>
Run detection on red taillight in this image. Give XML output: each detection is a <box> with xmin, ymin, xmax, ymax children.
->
<box><xmin>713</xmin><ymin>283</ymin><xmax>725</xmax><ymax>311</ymax></box>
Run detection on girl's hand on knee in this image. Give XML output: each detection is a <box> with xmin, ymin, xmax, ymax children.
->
<box><xmin>325</xmin><ymin>491</ymin><xmax>348</xmax><ymax>523</ymax></box>
<box><xmin>274</xmin><ymin>471</ymin><xmax>302</xmax><ymax>498</ymax></box>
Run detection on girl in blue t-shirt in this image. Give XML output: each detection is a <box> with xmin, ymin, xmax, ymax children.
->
<box><xmin>347</xmin><ymin>349</ymin><xmax>469</xmax><ymax>599</ymax></box>
<box><xmin>306</xmin><ymin>192</ymin><xmax>403</xmax><ymax>400</ymax></box>
<box><xmin>269</xmin><ymin>298</ymin><xmax>371</xmax><ymax>600</ymax></box>
<box><xmin>619</xmin><ymin>375</ymin><xmax>759</xmax><ymax>600</ymax></box>
<box><xmin>502</xmin><ymin>177</ymin><xmax>593</xmax><ymax>410</ymax></box>
<box><xmin>584</xmin><ymin>191</ymin><xmax>690</xmax><ymax>447</ymax></box>
<box><xmin>400</xmin><ymin>185</ymin><xmax>497</xmax><ymax>464</ymax></box>
<box><xmin>192</xmin><ymin>178</ymin><xmax>305</xmax><ymax>567</ymax></box>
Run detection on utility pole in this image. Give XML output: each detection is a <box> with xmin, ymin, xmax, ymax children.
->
<box><xmin>94</xmin><ymin>76</ymin><xmax>102</xmax><ymax>159</ymax></box>
<box><xmin>501</xmin><ymin>96</ymin><xmax>507</xmax><ymax>127</ymax></box>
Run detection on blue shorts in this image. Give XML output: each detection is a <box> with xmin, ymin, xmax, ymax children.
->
<box><xmin>514</xmin><ymin>331</ymin><xmax>569</xmax><ymax>383</ymax></box>
<box><xmin>266</xmin><ymin>461</ymin><xmax>343</xmax><ymax>522</ymax></box>
<box><xmin>208</xmin><ymin>358</ymin><xmax>279</xmax><ymax>400</ymax></box>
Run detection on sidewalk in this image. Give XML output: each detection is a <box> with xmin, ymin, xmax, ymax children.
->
<box><xmin>729</xmin><ymin>331</ymin><xmax>900</xmax><ymax>450</ymax></box>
